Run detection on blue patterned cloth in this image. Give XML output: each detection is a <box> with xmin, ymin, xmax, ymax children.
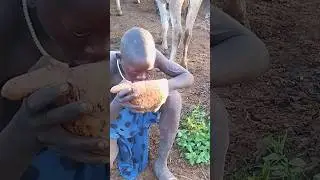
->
<box><xmin>21</xmin><ymin>148</ymin><xmax>109</xmax><ymax>180</ymax></box>
<box><xmin>110</xmin><ymin>108</ymin><xmax>159</xmax><ymax>180</ymax></box>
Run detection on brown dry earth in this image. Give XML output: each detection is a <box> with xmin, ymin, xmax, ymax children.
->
<box><xmin>110</xmin><ymin>0</ymin><xmax>210</xmax><ymax>179</ymax></box>
<box><xmin>214</xmin><ymin>0</ymin><xmax>320</xmax><ymax>177</ymax></box>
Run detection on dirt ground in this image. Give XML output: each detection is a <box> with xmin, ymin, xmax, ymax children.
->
<box><xmin>214</xmin><ymin>0</ymin><xmax>320</xmax><ymax>177</ymax></box>
<box><xmin>110</xmin><ymin>0</ymin><xmax>320</xmax><ymax>178</ymax></box>
<box><xmin>110</xmin><ymin>0</ymin><xmax>210</xmax><ymax>179</ymax></box>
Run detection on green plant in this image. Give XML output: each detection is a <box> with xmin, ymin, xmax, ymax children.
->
<box><xmin>230</xmin><ymin>132</ymin><xmax>309</xmax><ymax>180</ymax></box>
<box><xmin>176</xmin><ymin>105</ymin><xmax>210</xmax><ymax>166</ymax></box>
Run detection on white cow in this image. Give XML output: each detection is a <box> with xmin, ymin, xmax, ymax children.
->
<box><xmin>155</xmin><ymin>0</ymin><xmax>205</xmax><ymax>69</ymax></box>
<box><xmin>115</xmin><ymin>0</ymin><xmax>141</xmax><ymax>16</ymax></box>
<box><xmin>114</xmin><ymin>0</ymin><xmax>206</xmax><ymax>69</ymax></box>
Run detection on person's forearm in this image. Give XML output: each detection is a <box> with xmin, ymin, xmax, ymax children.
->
<box><xmin>168</xmin><ymin>73</ymin><xmax>194</xmax><ymax>91</ymax></box>
<box><xmin>0</xmin><ymin>121</ymin><xmax>40</xmax><ymax>179</ymax></box>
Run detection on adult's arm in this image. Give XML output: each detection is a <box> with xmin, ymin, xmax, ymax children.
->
<box><xmin>211</xmin><ymin>7</ymin><xmax>270</xmax><ymax>87</ymax></box>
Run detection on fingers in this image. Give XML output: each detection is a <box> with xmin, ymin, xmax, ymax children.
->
<box><xmin>118</xmin><ymin>92</ymin><xmax>137</xmax><ymax>103</ymax></box>
<box><xmin>110</xmin><ymin>82</ymin><xmax>132</xmax><ymax>93</ymax></box>
<box><xmin>38</xmin><ymin>126</ymin><xmax>108</xmax><ymax>152</ymax></box>
<box><xmin>122</xmin><ymin>102</ymin><xmax>142</xmax><ymax>111</ymax></box>
<box><xmin>35</xmin><ymin>101</ymin><xmax>92</xmax><ymax>126</ymax></box>
<box><xmin>117</xmin><ymin>88</ymin><xmax>132</xmax><ymax>98</ymax></box>
<box><xmin>26</xmin><ymin>83</ymin><xmax>70</xmax><ymax>113</ymax></box>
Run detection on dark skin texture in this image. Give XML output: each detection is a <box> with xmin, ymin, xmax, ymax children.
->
<box><xmin>0</xmin><ymin>0</ymin><xmax>109</xmax><ymax>179</ymax></box>
<box><xmin>211</xmin><ymin>7</ymin><xmax>269</xmax><ymax>180</ymax></box>
<box><xmin>109</xmin><ymin>27</ymin><xmax>194</xmax><ymax>180</ymax></box>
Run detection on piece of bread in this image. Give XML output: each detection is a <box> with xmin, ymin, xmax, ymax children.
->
<box><xmin>110</xmin><ymin>79</ymin><xmax>168</xmax><ymax>112</ymax></box>
<box><xmin>1</xmin><ymin>60</ymin><xmax>109</xmax><ymax>138</ymax></box>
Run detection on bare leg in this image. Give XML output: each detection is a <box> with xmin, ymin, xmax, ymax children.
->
<box><xmin>182</xmin><ymin>0</ymin><xmax>202</xmax><ymax>69</ymax></box>
<box><xmin>211</xmin><ymin>7</ymin><xmax>269</xmax><ymax>179</ymax></box>
<box><xmin>211</xmin><ymin>7</ymin><xmax>269</xmax><ymax>87</ymax></box>
<box><xmin>110</xmin><ymin>139</ymin><xmax>119</xmax><ymax>170</ymax></box>
<box><xmin>115</xmin><ymin>0</ymin><xmax>123</xmax><ymax>16</ymax></box>
<box><xmin>212</xmin><ymin>93</ymin><xmax>230</xmax><ymax>180</ymax></box>
<box><xmin>155</xmin><ymin>0</ymin><xmax>169</xmax><ymax>50</ymax></box>
<box><xmin>169</xmin><ymin>0</ymin><xmax>183</xmax><ymax>62</ymax></box>
<box><xmin>154</xmin><ymin>91</ymin><xmax>182</xmax><ymax>180</ymax></box>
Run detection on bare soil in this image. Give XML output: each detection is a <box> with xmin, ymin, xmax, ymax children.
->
<box><xmin>214</xmin><ymin>0</ymin><xmax>320</xmax><ymax>177</ymax></box>
<box><xmin>110</xmin><ymin>0</ymin><xmax>210</xmax><ymax>179</ymax></box>
<box><xmin>110</xmin><ymin>0</ymin><xmax>320</xmax><ymax>178</ymax></box>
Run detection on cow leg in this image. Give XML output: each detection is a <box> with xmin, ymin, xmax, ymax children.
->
<box><xmin>169</xmin><ymin>0</ymin><xmax>183</xmax><ymax>62</ymax></box>
<box><xmin>155</xmin><ymin>0</ymin><xmax>170</xmax><ymax>50</ymax></box>
<box><xmin>182</xmin><ymin>0</ymin><xmax>202</xmax><ymax>69</ymax></box>
<box><xmin>116</xmin><ymin>0</ymin><xmax>123</xmax><ymax>16</ymax></box>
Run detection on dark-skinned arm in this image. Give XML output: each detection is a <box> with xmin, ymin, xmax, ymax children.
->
<box><xmin>155</xmin><ymin>50</ymin><xmax>194</xmax><ymax>91</ymax></box>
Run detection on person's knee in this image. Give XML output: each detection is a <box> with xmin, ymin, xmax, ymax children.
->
<box><xmin>247</xmin><ymin>33</ymin><xmax>270</xmax><ymax>75</ymax></box>
<box><xmin>166</xmin><ymin>90</ymin><xmax>182</xmax><ymax>111</ymax></box>
<box><xmin>160</xmin><ymin>90</ymin><xmax>182</xmax><ymax>118</ymax></box>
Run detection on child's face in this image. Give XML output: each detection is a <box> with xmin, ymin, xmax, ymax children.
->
<box><xmin>120</xmin><ymin>58</ymin><xmax>154</xmax><ymax>82</ymax></box>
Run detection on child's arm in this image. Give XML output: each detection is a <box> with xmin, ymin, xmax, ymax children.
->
<box><xmin>155</xmin><ymin>50</ymin><xmax>194</xmax><ymax>91</ymax></box>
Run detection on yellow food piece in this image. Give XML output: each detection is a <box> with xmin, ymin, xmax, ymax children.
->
<box><xmin>110</xmin><ymin>79</ymin><xmax>167</xmax><ymax>112</ymax></box>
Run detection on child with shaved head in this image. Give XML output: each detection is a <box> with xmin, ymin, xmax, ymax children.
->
<box><xmin>110</xmin><ymin>27</ymin><xmax>194</xmax><ymax>180</ymax></box>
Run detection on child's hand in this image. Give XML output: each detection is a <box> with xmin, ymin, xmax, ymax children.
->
<box><xmin>3</xmin><ymin>56</ymin><xmax>109</xmax><ymax>164</ymax></box>
<box><xmin>111</xmin><ymin>78</ymin><xmax>169</xmax><ymax>113</ymax></box>
<box><xmin>112</xmin><ymin>87</ymin><xmax>142</xmax><ymax>111</ymax></box>
<box><xmin>7</xmin><ymin>83</ymin><xmax>109</xmax><ymax>163</ymax></box>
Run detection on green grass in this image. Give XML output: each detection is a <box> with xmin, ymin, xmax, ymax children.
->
<box><xmin>229</xmin><ymin>131</ymin><xmax>320</xmax><ymax>180</ymax></box>
<box><xmin>176</xmin><ymin>105</ymin><xmax>210</xmax><ymax>166</ymax></box>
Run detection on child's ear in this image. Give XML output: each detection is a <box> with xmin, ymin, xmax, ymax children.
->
<box><xmin>110</xmin><ymin>81</ymin><xmax>132</xmax><ymax>94</ymax></box>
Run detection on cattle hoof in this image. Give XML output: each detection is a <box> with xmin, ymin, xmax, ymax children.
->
<box><xmin>116</xmin><ymin>11</ymin><xmax>123</xmax><ymax>16</ymax></box>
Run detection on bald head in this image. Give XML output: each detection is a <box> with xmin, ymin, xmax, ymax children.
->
<box><xmin>120</xmin><ymin>27</ymin><xmax>156</xmax><ymax>68</ymax></box>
